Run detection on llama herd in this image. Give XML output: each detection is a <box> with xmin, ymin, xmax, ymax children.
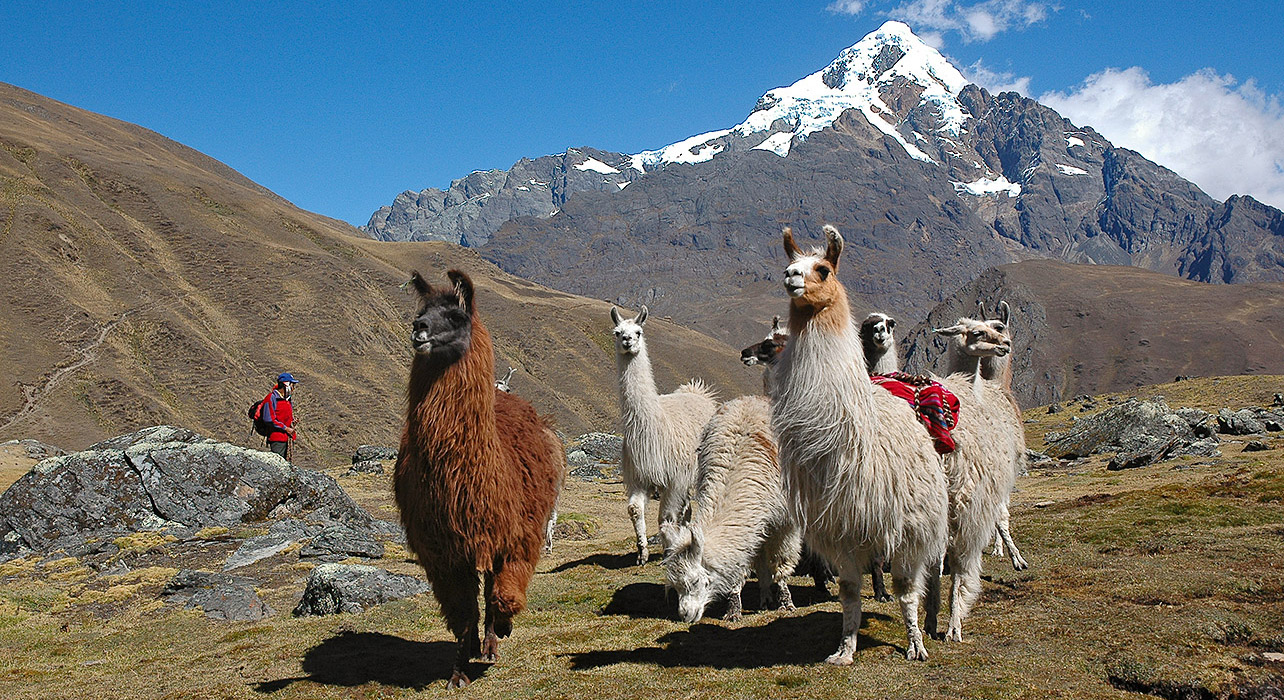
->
<box><xmin>394</xmin><ymin>224</ymin><xmax>1030</xmax><ymax>685</ymax></box>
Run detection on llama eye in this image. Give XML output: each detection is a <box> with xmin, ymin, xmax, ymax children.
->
<box><xmin>817</xmin><ymin>266</ymin><xmax>830</xmax><ymax>280</ymax></box>
<box><xmin>994</xmin><ymin>323</ymin><xmax>1006</xmax><ymax>332</ymax></box>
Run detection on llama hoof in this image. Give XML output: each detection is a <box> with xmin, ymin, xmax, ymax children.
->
<box><xmin>874</xmin><ymin>593</ymin><xmax>894</xmax><ymax>603</ymax></box>
<box><xmin>479</xmin><ymin>632</ymin><xmax>500</xmax><ymax>662</ymax></box>
<box><xmin>447</xmin><ymin>669</ymin><xmax>471</xmax><ymax>689</ymax></box>
<box><xmin>824</xmin><ymin>652</ymin><xmax>855</xmax><ymax>666</ymax></box>
<box><xmin>945</xmin><ymin>627</ymin><xmax>963</xmax><ymax>642</ymax></box>
<box><xmin>779</xmin><ymin>601</ymin><xmax>797</xmax><ymax>612</ymax></box>
<box><xmin>906</xmin><ymin>640</ymin><xmax>930</xmax><ymax>661</ymax></box>
<box><xmin>1012</xmin><ymin>555</ymin><xmax>1029</xmax><ymax>571</ymax></box>
<box><xmin>723</xmin><ymin>610</ymin><xmax>743</xmax><ymax>622</ymax></box>
<box><xmin>636</xmin><ymin>550</ymin><xmax>649</xmax><ymax>566</ymax></box>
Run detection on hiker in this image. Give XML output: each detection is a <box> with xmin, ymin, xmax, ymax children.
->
<box><xmin>252</xmin><ymin>372</ymin><xmax>298</xmax><ymax>459</ymax></box>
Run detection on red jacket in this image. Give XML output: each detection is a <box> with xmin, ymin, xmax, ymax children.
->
<box><xmin>260</xmin><ymin>390</ymin><xmax>294</xmax><ymax>443</ymax></box>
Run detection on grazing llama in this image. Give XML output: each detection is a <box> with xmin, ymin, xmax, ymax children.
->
<box><xmin>939</xmin><ymin>301</ymin><xmax>1029</xmax><ymax>571</ymax></box>
<box><xmin>662</xmin><ymin>394</ymin><xmax>800</xmax><ymax>622</ymax></box>
<box><xmin>926</xmin><ymin>304</ymin><xmax>1026</xmax><ymax>642</ymax></box>
<box><xmin>771</xmin><ymin>225</ymin><xmax>948</xmax><ymax>663</ymax></box>
<box><xmin>611</xmin><ymin>305</ymin><xmax>718</xmax><ymax>565</ymax></box>
<box><xmin>395</xmin><ymin>270</ymin><xmax>564</xmax><ymax>688</ymax></box>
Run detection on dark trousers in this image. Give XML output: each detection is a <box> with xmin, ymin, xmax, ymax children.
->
<box><xmin>268</xmin><ymin>441</ymin><xmax>288</xmax><ymax>459</ymax></box>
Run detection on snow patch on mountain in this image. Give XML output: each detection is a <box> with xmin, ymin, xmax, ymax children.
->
<box><xmin>574</xmin><ymin>157</ymin><xmax>621</xmax><ymax>174</ymax></box>
<box><xmin>752</xmin><ymin>132</ymin><xmax>794</xmax><ymax>157</ymax></box>
<box><xmin>633</xmin><ymin>21</ymin><xmax>969</xmax><ymax>169</ymax></box>
<box><xmin>953</xmin><ymin>175</ymin><xmax>1022</xmax><ymax>197</ymax></box>
<box><xmin>1056</xmin><ymin>164</ymin><xmax>1089</xmax><ymax>176</ymax></box>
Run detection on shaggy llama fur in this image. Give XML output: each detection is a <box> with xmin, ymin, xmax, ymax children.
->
<box><xmin>394</xmin><ymin>270</ymin><xmax>564</xmax><ymax>688</ymax></box>
<box><xmin>926</xmin><ymin>305</ymin><xmax>1027</xmax><ymax>642</ymax></box>
<box><xmin>771</xmin><ymin>225</ymin><xmax>948</xmax><ymax>663</ymax></box>
<box><xmin>663</xmin><ymin>395</ymin><xmax>801</xmax><ymax>623</ymax></box>
<box><xmin>612</xmin><ymin>305</ymin><xmax>718</xmax><ymax>565</ymax></box>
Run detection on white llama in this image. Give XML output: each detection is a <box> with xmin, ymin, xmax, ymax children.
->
<box><xmin>611</xmin><ymin>305</ymin><xmax>718</xmax><ymax>565</ymax></box>
<box><xmin>771</xmin><ymin>225</ymin><xmax>948</xmax><ymax>663</ymax></box>
<box><xmin>926</xmin><ymin>307</ymin><xmax>1027</xmax><ymax>641</ymax></box>
<box><xmin>662</xmin><ymin>395</ymin><xmax>800</xmax><ymax>622</ymax></box>
<box><xmin>937</xmin><ymin>301</ymin><xmax>1029</xmax><ymax>571</ymax></box>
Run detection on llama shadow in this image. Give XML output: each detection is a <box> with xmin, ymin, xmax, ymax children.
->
<box><xmin>548</xmin><ymin>551</ymin><xmax>654</xmax><ymax>573</ymax></box>
<box><xmin>567</xmin><ymin>610</ymin><xmax>896</xmax><ymax>670</ymax></box>
<box><xmin>251</xmin><ymin>630</ymin><xmax>481</xmax><ymax>693</ymax></box>
<box><xmin>598</xmin><ymin>581</ymin><xmax>894</xmax><ymax>622</ymax></box>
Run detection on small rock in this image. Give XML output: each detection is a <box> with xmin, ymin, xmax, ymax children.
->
<box><xmin>1034</xmin><ymin>500</ymin><xmax>1055</xmax><ymax>508</ymax></box>
<box><xmin>348</xmin><ymin>460</ymin><xmax>384</xmax><ymax>475</ymax></box>
<box><xmin>165</xmin><ymin>569</ymin><xmax>273</xmax><ymax>621</ymax></box>
<box><xmin>1218</xmin><ymin>408</ymin><xmax>1266</xmax><ymax>436</ymax></box>
<box><xmin>1046</xmin><ymin>403</ymin><xmax>1062</xmax><ymax>414</ymax></box>
<box><xmin>224</xmin><ymin>533</ymin><xmax>297</xmax><ymax>571</ymax></box>
<box><xmin>299</xmin><ymin>524</ymin><xmax>384</xmax><ymax>560</ymax></box>
<box><xmin>351</xmin><ymin>445</ymin><xmax>397</xmax><ymax>465</ymax></box>
<box><xmin>1264</xmin><ymin>652</ymin><xmax>1284</xmax><ymax>663</ymax></box>
<box><xmin>1243</xmin><ymin>441</ymin><xmax>1272</xmax><ymax>452</ymax></box>
<box><xmin>1272</xmin><ymin>393</ymin><xmax>1284</xmax><ymax>408</ymax></box>
<box><xmin>293</xmin><ymin>563</ymin><xmax>430</xmax><ymax>616</ymax></box>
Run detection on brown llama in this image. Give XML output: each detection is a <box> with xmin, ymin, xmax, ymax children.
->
<box><xmin>394</xmin><ymin>269</ymin><xmax>564</xmax><ymax>688</ymax></box>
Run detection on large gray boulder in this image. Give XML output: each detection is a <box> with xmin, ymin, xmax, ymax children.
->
<box><xmin>293</xmin><ymin>563</ymin><xmax>430</xmax><ymax>616</ymax></box>
<box><xmin>1043</xmin><ymin>399</ymin><xmax>1220</xmax><ymax>470</ymax></box>
<box><xmin>0</xmin><ymin>426</ymin><xmax>372</xmax><ymax>553</ymax></box>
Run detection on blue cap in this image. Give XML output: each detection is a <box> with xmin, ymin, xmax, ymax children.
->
<box><xmin>277</xmin><ymin>372</ymin><xmax>298</xmax><ymax>383</ymax></box>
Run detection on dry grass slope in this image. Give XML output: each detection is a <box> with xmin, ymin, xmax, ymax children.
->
<box><xmin>1</xmin><ymin>376</ymin><xmax>1282</xmax><ymax>698</ymax></box>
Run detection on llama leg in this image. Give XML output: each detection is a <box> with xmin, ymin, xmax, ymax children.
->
<box><xmin>990</xmin><ymin>525</ymin><xmax>1005</xmax><ymax>557</ymax></box>
<box><xmin>997</xmin><ymin>507</ymin><xmax>1028</xmax><ymax>570</ymax></box>
<box><xmin>946</xmin><ymin>547</ymin><xmax>984</xmax><ymax>642</ymax></box>
<box><xmin>626</xmin><ymin>488</ymin><xmax>649</xmax><ymax>565</ymax></box>
<box><xmin>434</xmin><ymin>567</ymin><xmax>481</xmax><ymax>688</ymax></box>
<box><xmin>891</xmin><ymin>559</ymin><xmax>930</xmax><ymax>661</ymax></box>
<box><xmin>481</xmin><ymin>570</ymin><xmax>500</xmax><ymax>662</ymax></box>
<box><xmin>826</xmin><ymin>576</ymin><xmax>864</xmax><ymax>665</ymax></box>
<box><xmin>924</xmin><ymin>558</ymin><xmax>942</xmax><ymax>640</ymax></box>
<box><xmin>656</xmin><ymin>487</ymin><xmax>688</xmax><ymax>558</ymax></box>
<box><xmin>544</xmin><ymin>508</ymin><xmax>557</xmax><ymax>555</ymax></box>
<box><xmin>724</xmin><ymin>583</ymin><xmax>744</xmax><ymax>622</ymax></box>
<box><xmin>870</xmin><ymin>556</ymin><xmax>892</xmax><ymax>602</ymax></box>
<box><xmin>490</xmin><ymin>556</ymin><xmax>534</xmax><ymax>640</ymax></box>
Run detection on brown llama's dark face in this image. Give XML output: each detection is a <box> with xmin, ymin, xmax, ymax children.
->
<box><xmin>740</xmin><ymin>316</ymin><xmax>789</xmax><ymax>366</ymax></box>
<box><xmin>409</xmin><ymin>270</ymin><xmax>475</xmax><ymax>364</ymax></box>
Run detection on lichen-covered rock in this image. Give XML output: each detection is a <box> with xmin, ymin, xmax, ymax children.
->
<box><xmin>1</xmin><ymin>439</ymin><xmax>65</xmax><ymax>461</ymax></box>
<box><xmin>351</xmin><ymin>445</ymin><xmax>398</xmax><ymax>465</ymax></box>
<box><xmin>348</xmin><ymin>460</ymin><xmax>384</xmax><ymax>475</ymax></box>
<box><xmin>299</xmin><ymin>524</ymin><xmax>384</xmax><ymax>561</ymax></box>
<box><xmin>292</xmin><ymin>563</ymin><xmax>430</xmax><ymax>616</ymax></box>
<box><xmin>1045</xmin><ymin>399</ymin><xmax>1219</xmax><ymax>469</ymax></box>
<box><xmin>0</xmin><ymin>425</ymin><xmax>372</xmax><ymax>553</ymax></box>
<box><xmin>164</xmin><ymin>569</ymin><xmax>273</xmax><ymax>621</ymax></box>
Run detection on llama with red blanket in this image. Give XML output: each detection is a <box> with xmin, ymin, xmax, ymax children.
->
<box><xmin>394</xmin><ymin>270</ymin><xmax>564</xmax><ymax>688</ymax></box>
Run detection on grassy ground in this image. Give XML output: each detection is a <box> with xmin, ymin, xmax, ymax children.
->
<box><xmin>2</xmin><ymin>377</ymin><xmax>1283</xmax><ymax>699</ymax></box>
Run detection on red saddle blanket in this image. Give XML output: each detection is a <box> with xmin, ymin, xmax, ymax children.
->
<box><xmin>870</xmin><ymin>372</ymin><xmax>961</xmax><ymax>454</ymax></box>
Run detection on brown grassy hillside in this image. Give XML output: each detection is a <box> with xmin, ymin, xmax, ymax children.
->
<box><xmin>0</xmin><ymin>83</ymin><xmax>761</xmax><ymax>459</ymax></box>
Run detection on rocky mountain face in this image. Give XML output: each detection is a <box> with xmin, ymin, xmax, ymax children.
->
<box><xmin>362</xmin><ymin>147</ymin><xmax>636</xmax><ymax>246</ymax></box>
<box><xmin>900</xmin><ymin>259</ymin><xmax>1284</xmax><ymax>407</ymax></box>
<box><xmin>362</xmin><ymin>22</ymin><xmax>1284</xmax><ymax>343</ymax></box>
<box><xmin>0</xmin><ymin>82</ymin><xmax>760</xmax><ymax>453</ymax></box>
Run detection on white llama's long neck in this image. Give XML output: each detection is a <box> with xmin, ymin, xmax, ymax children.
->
<box><xmin>942</xmin><ymin>344</ymin><xmax>981</xmax><ymax>378</ymax></box>
<box><xmin>867</xmin><ymin>346</ymin><xmax>899</xmax><ymax>375</ymax></box>
<box><xmin>617</xmin><ymin>339</ymin><xmax>661</xmax><ymax>426</ymax></box>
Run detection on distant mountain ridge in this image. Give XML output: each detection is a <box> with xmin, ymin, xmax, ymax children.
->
<box><xmin>362</xmin><ymin>21</ymin><xmax>1284</xmax><ymax>342</ymax></box>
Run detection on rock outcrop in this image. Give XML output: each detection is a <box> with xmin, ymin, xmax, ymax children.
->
<box><xmin>1042</xmin><ymin>398</ymin><xmax>1220</xmax><ymax>470</ymax></box>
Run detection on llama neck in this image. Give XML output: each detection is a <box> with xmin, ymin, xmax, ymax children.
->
<box><xmin>979</xmin><ymin>353</ymin><xmax>1010</xmax><ymax>386</ymax></box>
<box><xmin>943</xmin><ymin>346</ymin><xmax>981</xmax><ymax>377</ymax></box>
<box><xmin>617</xmin><ymin>341</ymin><xmax>661</xmax><ymax>421</ymax></box>
<box><xmin>780</xmin><ymin>293</ymin><xmax>875</xmax><ymax>409</ymax></box>
<box><xmin>867</xmin><ymin>347</ymin><xmax>899</xmax><ymax>375</ymax></box>
<box><xmin>406</xmin><ymin>317</ymin><xmax>498</xmax><ymax>463</ymax></box>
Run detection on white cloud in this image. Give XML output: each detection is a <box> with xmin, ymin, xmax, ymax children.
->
<box><xmin>826</xmin><ymin>0</ymin><xmax>869</xmax><ymax>14</ymax></box>
<box><xmin>885</xmin><ymin>0</ymin><xmax>1051</xmax><ymax>42</ymax></box>
<box><xmin>1041</xmin><ymin>67</ymin><xmax>1284</xmax><ymax>208</ymax></box>
<box><xmin>963</xmin><ymin>60</ymin><xmax>1032</xmax><ymax>95</ymax></box>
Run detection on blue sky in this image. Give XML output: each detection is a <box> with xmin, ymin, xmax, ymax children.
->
<box><xmin>3</xmin><ymin>1</ymin><xmax>1282</xmax><ymax>225</ymax></box>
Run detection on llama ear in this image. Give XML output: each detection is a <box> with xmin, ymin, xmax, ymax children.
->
<box><xmin>408</xmin><ymin>271</ymin><xmax>432</xmax><ymax>296</ymax></box>
<box><xmin>610</xmin><ymin>306</ymin><xmax>622</xmax><ymax>326</ymax></box>
<box><xmin>998</xmin><ymin>300</ymin><xmax>1011</xmax><ymax>325</ymax></box>
<box><xmin>886</xmin><ymin>317</ymin><xmax>896</xmax><ymax>330</ymax></box>
<box><xmin>688</xmin><ymin>524</ymin><xmax>704</xmax><ymax>557</ymax></box>
<box><xmin>934</xmin><ymin>324</ymin><xmax>966</xmax><ymax>337</ymax></box>
<box><xmin>782</xmin><ymin>227</ymin><xmax>801</xmax><ymax>260</ymax></box>
<box><xmin>446</xmin><ymin>269</ymin><xmax>474</xmax><ymax>313</ymax></box>
<box><xmin>823</xmin><ymin>224</ymin><xmax>844</xmax><ymax>269</ymax></box>
<box><xmin>977</xmin><ymin>300</ymin><xmax>988</xmax><ymax>320</ymax></box>
<box><xmin>662</xmin><ymin>522</ymin><xmax>691</xmax><ymax>552</ymax></box>
<box><xmin>637</xmin><ymin>306</ymin><xmax>649</xmax><ymax>326</ymax></box>
<box><xmin>771</xmin><ymin>315</ymin><xmax>784</xmax><ymax>333</ymax></box>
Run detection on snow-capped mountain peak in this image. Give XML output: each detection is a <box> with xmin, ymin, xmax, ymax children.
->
<box><xmin>633</xmin><ymin>21</ymin><xmax>970</xmax><ymax>169</ymax></box>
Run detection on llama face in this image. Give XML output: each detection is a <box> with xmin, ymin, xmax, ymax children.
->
<box><xmin>408</xmin><ymin>270</ymin><xmax>474</xmax><ymax>363</ymax></box>
<box><xmin>740</xmin><ymin>316</ymin><xmax>789</xmax><ymax>366</ymax></box>
<box><xmin>861</xmin><ymin>313</ymin><xmax>896</xmax><ymax>352</ymax></box>
<box><xmin>781</xmin><ymin>225</ymin><xmax>845</xmax><ymax>313</ymax></box>
<box><xmin>610</xmin><ymin>306</ymin><xmax>648</xmax><ymax>357</ymax></box>
<box><xmin>663</xmin><ymin>524</ymin><xmax>711</xmax><ymax>623</ymax></box>
<box><xmin>934</xmin><ymin>318</ymin><xmax>1011</xmax><ymax>358</ymax></box>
